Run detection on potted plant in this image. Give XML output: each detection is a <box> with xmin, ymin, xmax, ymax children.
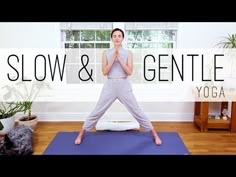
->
<box><xmin>2</xmin><ymin>79</ymin><xmax>51</xmax><ymax>131</ymax></box>
<box><xmin>0</xmin><ymin>102</ymin><xmax>23</xmax><ymax>134</ymax></box>
<box><xmin>216</xmin><ymin>33</ymin><xmax>236</xmax><ymax>48</ymax></box>
<box><xmin>18</xmin><ymin>101</ymin><xmax>39</xmax><ymax>131</ymax></box>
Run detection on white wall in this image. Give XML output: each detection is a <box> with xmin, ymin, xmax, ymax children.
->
<box><xmin>0</xmin><ymin>22</ymin><xmax>61</xmax><ymax>48</ymax></box>
<box><xmin>1</xmin><ymin>22</ymin><xmax>235</xmax><ymax>122</ymax></box>
<box><xmin>177</xmin><ymin>22</ymin><xmax>236</xmax><ymax>117</ymax></box>
<box><xmin>177</xmin><ymin>22</ymin><xmax>236</xmax><ymax>48</ymax></box>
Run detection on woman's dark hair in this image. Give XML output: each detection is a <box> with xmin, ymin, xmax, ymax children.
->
<box><xmin>111</xmin><ymin>28</ymin><xmax>124</xmax><ymax>38</ymax></box>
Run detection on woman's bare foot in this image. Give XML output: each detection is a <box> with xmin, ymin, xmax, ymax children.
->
<box><xmin>154</xmin><ymin>135</ymin><xmax>162</xmax><ymax>145</ymax></box>
<box><xmin>151</xmin><ymin>129</ymin><xmax>162</xmax><ymax>145</ymax></box>
<box><xmin>74</xmin><ymin>129</ymin><xmax>85</xmax><ymax>145</ymax></box>
<box><xmin>74</xmin><ymin>136</ymin><xmax>82</xmax><ymax>145</ymax></box>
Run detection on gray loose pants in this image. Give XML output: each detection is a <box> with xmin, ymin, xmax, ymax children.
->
<box><xmin>82</xmin><ymin>79</ymin><xmax>153</xmax><ymax>131</ymax></box>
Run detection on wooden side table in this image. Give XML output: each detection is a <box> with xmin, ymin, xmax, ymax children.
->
<box><xmin>194</xmin><ymin>101</ymin><xmax>236</xmax><ymax>132</ymax></box>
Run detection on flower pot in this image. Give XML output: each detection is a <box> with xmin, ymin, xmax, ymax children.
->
<box><xmin>18</xmin><ymin>115</ymin><xmax>38</xmax><ymax>131</ymax></box>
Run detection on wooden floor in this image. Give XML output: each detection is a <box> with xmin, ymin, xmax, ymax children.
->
<box><xmin>33</xmin><ymin>121</ymin><xmax>236</xmax><ymax>155</ymax></box>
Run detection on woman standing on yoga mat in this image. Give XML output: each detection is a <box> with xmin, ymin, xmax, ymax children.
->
<box><xmin>74</xmin><ymin>28</ymin><xmax>162</xmax><ymax>145</ymax></box>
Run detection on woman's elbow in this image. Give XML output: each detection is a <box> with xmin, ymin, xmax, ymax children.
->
<box><xmin>127</xmin><ymin>70</ymin><xmax>132</xmax><ymax>76</ymax></box>
<box><xmin>102</xmin><ymin>70</ymin><xmax>108</xmax><ymax>76</ymax></box>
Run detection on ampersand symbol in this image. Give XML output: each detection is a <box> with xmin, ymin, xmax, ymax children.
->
<box><xmin>78</xmin><ymin>54</ymin><xmax>94</xmax><ymax>81</ymax></box>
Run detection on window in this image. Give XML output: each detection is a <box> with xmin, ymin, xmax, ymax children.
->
<box><xmin>60</xmin><ymin>23</ymin><xmax>112</xmax><ymax>84</ymax></box>
<box><xmin>63</xmin><ymin>30</ymin><xmax>111</xmax><ymax>49</ymax></box>
<box><xmin>60</xmin><ymin>22</ymin><xmax>178</xmax><ymax>85</ymax></box>
<box><xmin>62</xmin><ymin>30</ymin><xmax>112</xmax><ymax>84</ymax></box>
<box><xmin>125</xmin><ymin>23</ymin><xmax>177</xmax><ymax>84</ymax></box>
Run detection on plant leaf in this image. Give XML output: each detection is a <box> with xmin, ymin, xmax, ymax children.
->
<box><xmin>216</xmin><ymin>33</ymin><xmax>236</xmax><ymax>48</ymax></box>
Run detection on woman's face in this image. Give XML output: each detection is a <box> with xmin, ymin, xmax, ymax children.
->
<box><xmin>111</xmin><ymin>31</ymin><xmax>124</xmax><ymax>46</ymax></box>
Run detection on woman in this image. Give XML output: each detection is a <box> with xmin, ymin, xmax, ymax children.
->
<box><xmin>74</xmin><ymin>28</ymin><xmax>162</xmax><ymax>145</ymax></box>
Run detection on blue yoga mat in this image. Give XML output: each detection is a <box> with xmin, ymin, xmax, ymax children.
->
<box><xmin>43</xmin><ymin>131</ymin><xmax>190</xmax><ymax>155</ymax></box>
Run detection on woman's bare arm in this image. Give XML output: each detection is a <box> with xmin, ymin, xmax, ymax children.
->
<box><xmin>102</xmin><ymin>50</ymin><xmax>116</xmax><ymax>76</ymax></box>
<box><xmin>117</xmin><ymin>50</ymin><xmax>133</xmax><ymax>75</ymax></box>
